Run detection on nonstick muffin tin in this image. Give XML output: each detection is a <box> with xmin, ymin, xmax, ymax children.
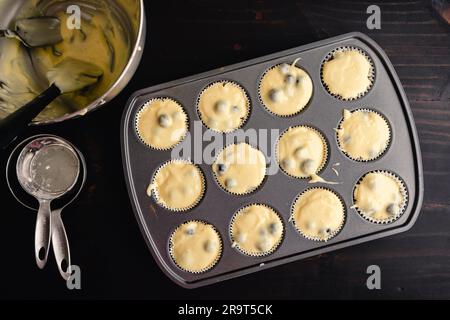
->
<box><xmin>121</xmin><ymin>32</ymin><xmax>423</xmax><ymax>289</ymax></box>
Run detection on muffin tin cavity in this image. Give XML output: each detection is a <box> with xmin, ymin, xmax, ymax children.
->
<box><xmin>135</xmin><ymin>98</ymin><xmax>188</xmax><ymax>150</ymax></box>
<box><xmin>197</xmin><ymin>81</ymin><xmax>250</xmax><ymax>133</ymax></box>
<box><xmin>291</xmin><ymin>188</ymin><xmax>346</xmax><ymax>242</ymax></box>
<box><xmin>277</xmin><ymin>126</ymin><xmax>329</xmax><ymax>179</ymax></box>
<box><xmin>169</xmin><ymin>220</ymin><xmax>222</xmax><ymax>273</ymax></box>
<box><xmin>122</xmin><ymin>33</ymin><xmax>423</xmax><ymax>288</ymax></box>
<box><xmin>230</xmin><ymin>204</ymin><xmax>284</xmax><ymax>257</ymax></box>
<box><xmin>321</xmin><ymin>46</ymin><xmax>375</xmax><ymax>101</ymax></box>
<box><xmin>212</xmin><ymin>143</ymin><xmax>267</xmax><ymax>196</ymax></box>
<box><xmin>353</xmin><ymin>170</ymin><xmax>408</xmax><ymax>224</ymax></box>
<box><xmin>148</xmin><ymin>160</ymin><xmax>205</xmax><ymax>212</ymax></box>
<box><xmin>259</xmin><ymin>62</ymin><xmax>314</xmax><ymax>117</ymax></box>
<box><xmin>336</xmin><ymin>109</ymin><xmax>391</xmax><ymax>162</ymax></box>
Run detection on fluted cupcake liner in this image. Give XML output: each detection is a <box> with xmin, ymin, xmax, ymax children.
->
<box><xmin>168</xmin><ymin>220</ymin><xmax>223</xmax><ymax>274</ymax></box>
<box><xmin>353</xmin><ymin>170</ymin><xmax>408</xmax><ymax>224</ymax></box>
<box><xmin>290</xmin><ymin>187</ymin><xmax>346</xmax><ymax>242</ymax></box>
<box><xmin>148</xmin><ymin>159</ymin><xmax>206</xmax><ymax>212</ymax></box>
<box><xmin>135</xmin><ymin>97</ymin><xmax>189</xmax><ymax>151</ymax></box>
<box><xmin>335</xmin><ymin>108</ymin><xmax>392</xmax><ymax>162</ymax></box>
<box><xmin>229</xmin><ymin>203</ymin><xmax>285</xmax><ymax>257</ymax></box>
<box><xmin>257</xmin><ymin>61</ymin><xmax>313</xmax><ymax>118</ymax></box>
<box><xmin>196</xmin><ymin>80</ymin><xmax>251</xmax><ymax>134</ymax></box>
<box><xmin>211</xmin><ymin>142</ymin><xmax>267</xmax><ymax>196</ymax></box>
<box><xmin>276</xmin><ymin>125</ymin><xmax>329</xmax><ymax>179</ymax></box>
<box><xmin>320</xmin><ymin>46</ymin><xmax>375</xmax><ymax>101</ymax></box>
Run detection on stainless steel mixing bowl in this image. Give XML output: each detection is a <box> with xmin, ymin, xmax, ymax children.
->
<box><xmin>0</xmin><ymin>0</ymin><xmax>146</xmax><ymax>125</ymax></box>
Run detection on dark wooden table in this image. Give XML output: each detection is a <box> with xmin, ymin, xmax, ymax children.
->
<box><xmin>1</xmin><ymin>0</ymin><xmax>449</xmax><ymax>300</ymax></box>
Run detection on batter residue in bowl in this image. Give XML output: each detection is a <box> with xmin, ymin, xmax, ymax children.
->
<box><xmin>0</xmin><ymin>0</ymin><xmax>140</xmax><ymax>121</ymax></box>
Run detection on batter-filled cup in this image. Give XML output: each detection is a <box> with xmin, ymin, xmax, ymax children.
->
<box><xmin>135</xmin><ymin>98</ymin><xmax>189</xmax><ymax>151</ymax></box>
<box><xmin>169</xmin><ymin>220</ymin><xmax>222</xmax><ymax>273</ymax></box>
<box><xmin>336</xmin><ymin>109</ymin><xmax>391</xmax><ymax>162</ymax></box>
<box><xmin>212</xmin><ymin>142</ymin><xmax>267</xmax><ymax>196</ymax></box>
<box><xmin>230</xmin><ymin>204</ymin><xmax>284</xmax><ymax>257</ymax></box>
<box><xmin>147</xmin><ymin>159</ymin><xmax>205</xmax><ymax>212</ymax></box>
<box><xmin>258</xmin><ymin>62</ymin><xmax>313</xmax><ymax>117</ymax></box>
<box><xmin>321</xmin><ymin>47</ymin><xmax>375</xmax><ymax>101</ymax></box>
<box><xmin>353</xmin><ymin>170</ymin><xmax>408</xmax><ymax>224</ymax></box>
<box><xmin>291</xmin><ymin>187</ymin><xmax>346</xmax><ymax>242</ymax></box>
<box><xmin>197</xmin><ymin>81</ymin><xmax>250</xmax><ymax>133</ymax></box>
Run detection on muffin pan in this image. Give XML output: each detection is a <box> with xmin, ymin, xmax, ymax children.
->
<box><xmin>121</xmin><ymin>32</ymin><xmax>423</xmax><ymax>289</ymax></box>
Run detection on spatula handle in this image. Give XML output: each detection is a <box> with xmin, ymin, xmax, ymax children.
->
<box><xmin>0</xmin><ymin>29</ymin><xmax>16</xmax><ymax>38</ymax></box>
<box><xmin>0</xmin><ymin>84</ymin><xmax>61</xmax><ymax>149</ymax></box>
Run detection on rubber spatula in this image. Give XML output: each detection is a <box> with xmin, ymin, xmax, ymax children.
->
<box><xmin>0</xmin><ymin>17</ymin><xmax>63</xmax><ymax>48</ymax></box>
<box><xmin>0</xmin><ymin>58</ymin><xmax>103</xmax><ymax>149</ymax></box>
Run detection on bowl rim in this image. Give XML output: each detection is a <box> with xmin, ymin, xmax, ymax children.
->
<box><xmin>32</xmin><ymin>0</ymin><xmax>147</xmax><ymax>125</ymax></box>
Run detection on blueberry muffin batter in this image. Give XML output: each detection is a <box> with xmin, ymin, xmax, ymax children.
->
<box><xmin>277</xmin><ymin>126</ymin><xmax>328</xmax><ymax>179</ymax></box>
<box><xmin>291</xmin><ymin>188</ymin><xmax>345</xmax><ymax>241</ymax></box>
<box><xmin>231</xmin><ymin>204</ymin><xmax>283</xmax><ymax>256</ymax></box>
<box><xmin>170</xmin><ymin>221</ymin><xmax>222</xmax><ymax>273</ymax></box>
<box><xmin>147</xmin><ymin>160</ymin><xmax>204</xmax><ymax>211</ymax></box>
<box><xmin>136</xmin><ymin>98</ymin><xmax>188</xmax><ymax>150</ymax></box>
<box><xmin>322</xmin><ymin>48</ymin><xmax>373</xmax><ymax>100</ymax></box>
<box><xmin>353</xmin><ymin>171</ymin><xmax>406</xmax><ymax>223</ymax></box>
<box><xmin>213</xmin><ymin>143</ymin><xmax>266</xmax><ymax>195</ymax></box>
<box><xmin>337</xmin><ymin>109</ymin><xmax>390</xmax><ymax>161</ymax></box>
<box><xmin>259</xmin><ymin>62</ymin><xmax>313</xmax><ymax>117</ymax></box>
<box><xmin>197</xmin><ymin>81</ymin><xmax>250</xmax><ymax>133</ymax></box>
<box><xmin>0</xmin><ymin>0</ymin><xmax>140</xmax><ymax>121</ymax></box>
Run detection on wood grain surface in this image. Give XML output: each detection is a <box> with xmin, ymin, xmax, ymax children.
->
<box><xmin>0</xmin><ymin>0</ymin><xmax>449</xmax><ymax>299</ymax></box>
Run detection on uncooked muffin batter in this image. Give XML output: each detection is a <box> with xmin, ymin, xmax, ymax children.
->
<box><xmin>277</xmin><ymin>126</ymin><xmax>328</xmax><ymax>179</ymax></box>
<box><xmin>213</xmin><ymin>143</ymin><xmax>266</xmax><ymax>195</ymax></box>
<box><xmin>231</xmin><ymin>204</ymin><xmax>283</xmax><ymax>256</ymax></box>
<box><xmin>170</xmin><ymin>221</ymin><xmax>222</xmax><ymax>273</ymax></box>
<box><xmin>197</xmin><ymin>81</ymin><xmax>249</xmax><ymax>133</ymax></box>
<box><xmin>0</xmin><ymin>0</ymin><xmax>139</xmax><ymax>121</ymax></box>
<box><xmin>259</xmin><ymin>62</ymin><xmax>313</xmax><ymax>117</ymax></box>
<box><xmin>353</xmin><ymin>171</ymin><xmax>406</xmax><ymax>223</ymax></box>
<box><xmin>292</xmin><ymin>188</ymin><xmax>345</xmax><ymax>241</ymax></box>
<box><xmin>322</xmin><ymin>49</ymin><xmax>373</xmax><ymax>100</ymax></box>
<box><xmin>136</xmin><ymin>98</ymin><xmax>188</xmax><ymax>150</ymax></box>
<box><xmin>147</xmin><ymin>161</ymin><xmax>204</xmax><ymax>211</ymax></box>
<box><xmin>337</xmin><ymin>109</ymin><xmax>390</xmax><ymax>161</ymax></box>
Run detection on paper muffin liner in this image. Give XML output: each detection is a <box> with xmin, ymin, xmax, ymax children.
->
<box><xmin>149</xmin><ymin>159</ymin><xmax>206</xmax><ymax>212</ymax></box>
<box><xmin>353</xmin><ymin>170</ymin><xmax>408</xmax><ymax>224</ymax></box>
<box><xmin>168</xmin><ymin>220</ymin><xmax>223</xmax><ymax>274</ymax></box>
<box><xmin>257</xmin><ymin>62</ymin><xmax>313</xmax><ymax>118</ymax></box>
<box><xmin>211</xmin><ymin>142</ymin><xmax>268</xmax><ymax>196</ymax></box>
<box><xmin>229</xmin><ymin>203</ymin><xmax>285</xmax><ymax>257</ymax></box>
<box><xmin>290</xmin><ymin>187</ymin><xmax>346</xmax><ymax>242</ymax></box>
<box><xmin>320</xmin><ymin>46</ymin><xmax>375</xmax><ymax>101</ymax></box>
<box><xmin>276</xmin><ymin>125</ymin><xmax>329</xmax><ymax>179</ymax></box>
<box><xmin>335</xmin><ymin>108</ymin><xmax>392</xmax><ymax>162</ymax></box>
<box><xmin>135</xmin><ymin>97</ymin><xmax>189</xmax><ymax>151</ymax></box>
<box><xmin>196</xmin><ymin>80</ymin><xmax>251</xmax><ymax>134</ymax></box>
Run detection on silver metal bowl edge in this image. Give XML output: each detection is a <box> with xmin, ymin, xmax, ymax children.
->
<box><xmin>0</xmin><ymin>0</ymin><xmax>147</xmax><ymax>125</ymax></box>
